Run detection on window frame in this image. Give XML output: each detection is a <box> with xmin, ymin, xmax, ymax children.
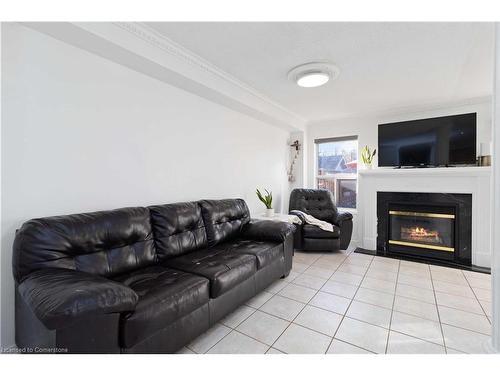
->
<box><xmin>314</xmin><ymin>135</ymin><xmax>359</xmax><ymax>212</ymax></box>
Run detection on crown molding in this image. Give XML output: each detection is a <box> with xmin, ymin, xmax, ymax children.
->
<box><xmin>115</xmin><ymin>22</ymin><xmax>306</xmax><ymax>122</ymax></box>
<box><xmin>308</xmin><ymin>95</ymin><xmax>493</xmax><ymax>126</ymax></box>
<box><xmin>23</xmin><ymin>22</ymin><xmax>306</xmax><ymax>132</ymax></box>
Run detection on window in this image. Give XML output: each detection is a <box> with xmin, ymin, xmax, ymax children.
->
<box><xmin>315</xmin><ymin>136</ymin><xmax>358</xmax><ymax>209</ymax></box>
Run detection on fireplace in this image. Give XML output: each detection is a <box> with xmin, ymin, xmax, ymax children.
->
<box><xmin>388</xmin><ymin>206</ymin><xmax>455</xmax><ymax>259</ymax></box>
<box><xmin>377</xmin><ymin>192</ymin><xmax>472</xmax><ymax>266</ymax></box>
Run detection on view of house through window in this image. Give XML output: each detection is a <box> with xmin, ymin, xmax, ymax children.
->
<box><xmin>316</xmin><ymin>136</ymin><xmax>358</xmax><ymax>209</ymax></box>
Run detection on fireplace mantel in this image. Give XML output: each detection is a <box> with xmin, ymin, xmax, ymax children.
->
<box><xmin>358</xmin><ymin>166</ymin><xmax>492</xmax><ymax>267</ymax></box>
<box><xmin>359</xmin><ymin>166</ymin><xmax>491</xmax><ymax>177</ymax></box>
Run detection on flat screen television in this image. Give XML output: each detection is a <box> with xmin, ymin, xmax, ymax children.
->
<box><xmin>378</xmin><ymin>113</ymin><xmax>477</xmax><ymax>167</ymax></box>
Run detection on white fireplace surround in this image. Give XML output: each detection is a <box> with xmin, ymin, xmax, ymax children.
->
<box><xmin>358</xmin><ymin>166</ymin><xmax>492</xmax><ymax>268</ymax></box>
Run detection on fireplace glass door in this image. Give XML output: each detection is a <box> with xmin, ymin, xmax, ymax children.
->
<box><xmin>388</xmin><ymin>210</ymin><xmax>455</xmax><ymax>253</ymax></box>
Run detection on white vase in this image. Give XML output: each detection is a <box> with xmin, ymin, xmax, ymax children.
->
<box><xmin>265</xmin><ymin>208</ymin><xmax>274</xmax><ymax>217</ymax></box>
<box><xmin>365</xmin><ymin>164</ymin><xmax>373</xmax><ymax>170</ymax></box>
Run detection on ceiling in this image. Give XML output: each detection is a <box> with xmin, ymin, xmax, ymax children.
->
<box><xmin>146</xmin><ymin>22</ymin><xmax>495</xmax><ymax>123</ymax></box>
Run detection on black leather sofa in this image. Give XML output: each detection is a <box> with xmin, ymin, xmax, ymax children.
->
<box><xmin>289</xmin><ymin>189</ymin><xmax>353</xmax><ymax>251</ymax></box>
<box><xmin>13</xmin><ymin>199</ymin><xmax>295</xmax><ymax>353</ymax></box>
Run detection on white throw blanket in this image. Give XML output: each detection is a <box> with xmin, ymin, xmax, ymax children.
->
<box><xmin>295</xmin><ymin>211</ymin><xmax>334</xmax><ymax>232</ymax></box>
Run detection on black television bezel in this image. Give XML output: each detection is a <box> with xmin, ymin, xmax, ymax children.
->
<box><xmin>377</xmin><ymin>113</ymin><xmax>477</xmax><ymax>168</ymax></box>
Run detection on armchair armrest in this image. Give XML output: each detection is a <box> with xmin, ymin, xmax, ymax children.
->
<box><xmin>333</xmin><ymin>211</ymin><xmax>354</xmax><ymax>250</ymax></box>
<box><xmin>18</xmin><ymin>268</ymin><xmax>138</xmax><ymax>330</ymax></box>
<box><xmin>334</xmin><ymin>211</ymin><xmax>353</xmax><ymax>226</ymax></box>
<box><xmin>241</xmin><ymin>220</ymin><xmax>295</xmax><ymax>242</ymax></box>
<box><xmin>289</xmin><ymin>210</ymin><xmax>306</xmax><ymax>224</ymax></box>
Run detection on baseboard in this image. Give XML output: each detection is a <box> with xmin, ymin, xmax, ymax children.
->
<box><xmin>353</xmin><ymin>247</ymin><xmax>376</xmax><ymax>256</ymax></box>
<box><xmin>474</xmin><ymin>252</ymin><xmax>492</xmax><ymax>269</ymax></box>
<box><xmin>348</xmin><ymin>239</ymin><xmax>359</xmax><ymax>249</ymax></box>
<box><xmin>362</xmin><ymin>237</ymin><xmax>376</xmax><ymax>250</ymax></box>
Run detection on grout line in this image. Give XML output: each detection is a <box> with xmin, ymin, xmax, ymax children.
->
<box><xmin>439</xmin><ymin>322</ymin><xmax>491</xmax><ymax>336</ymax></box>
<box><xmin>228</xmin><ymin>329</ymin><xmax>271</xmax><ymax>350</ymax></box>
<box><xmin>435</xmin><ymin>301</ymin><xmax>492</xmax><ymax>318</ymax></box>
<box><xmin>429</xmin><ymin>263</ymin><xmax>448</xmax><ymax>353</ymax></box>
<box><xmin>221</xmin><ymin>312</ymin><xmax>366</xmax><ymax>354</ymax></box>
<box><xmin>187</xmin><ymin>323</ymin><xmax>233</xmax><ymax>354</ymax></box>
<box><xmin>201</xmin><ymin>262</ymin><xmax>313</xmax><ymax>354</ymax></box>
<box><xmin>233</xmin><ymin>324</ymin><xmax>282</xmax><ymax>350</ymax></box>
<box><xmin>295</xmin><ymin>265</ymin><xmax>443</xmax><ymax>352</ymax></box>
<box><xmin>330</xmin><ymin>337</ymin><xmax>377</xmax><ymax>354</ymax></box>
<box><xmin>265</xmin><ymin>347</ymin><xmax>286</xmax><ymax>354</ymax></box>
<box><xmin>392</xmin><ymin>279</ymin><xmax>491</xmax><ymax>314</ymax></box>
<box><xmin>385</xmin><ymin>328</ymin><xmax>447</xmax><ymax>349</ymax></box>
<box><xmin>209</xmin><ymin>282</ymin><xmax>304</xmax><ymax>352</ymax></box>
<box><xmin>265</xmin><ymin>253</ymin><xmax>348</xmax><ymax>353</ymax></box>
<box><xmin>324</xmin><ymin>253</ymin><xmax>377</xmax><ymax>354</ymax></box>
<box><xmin>384</xmin><ymin>258</ymin><xmax>401</xmax><ymax>353</ymax></box>
<box><xmin>257</xmin><ymin>297</ymin><xmax>401</xmax><ymax>334</ymax></box>
<box><xmin>191</xmin><ymin>249</ymin><xmax>482</xmax><ymax>354</ymax></box>
<box><xmin>357</xmin><ymin>283</ymin><xmax>397</xmax><ymax>295</ymax></box>
<box><xmin>219</xmin><ymin>305</ymin><xmax>260</xmax><ymax>330</ymax></box>
<box><xmin>461</xmin><ymin>269</ymin><xmax>492</xmax><ymax>324</ymax></box>
<box><xmin>334</xmin><ymin>257</ymin><xmax>451</xmax><ymax>350</ymax></box>
<box><xmin>236</xmin><ymin>313</ymin><xmax>332</xmax><ymax>343</ymax></box>
<box><xmin>221</xmin><ymin>285</ymin><xmax>332</xmax><ymax>352</ymax></box>
<box><xmin>264</xmin><ymin>250</ymin><xmax>353</xmax><ymax>353</ymax></box>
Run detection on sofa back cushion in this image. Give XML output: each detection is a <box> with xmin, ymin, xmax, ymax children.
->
<box><xmin>199</xmin><ymin>199</ymin><xmax>250</xmax><ymax>246</ymax></box>
<box><xmin>148</xmin><ymin>202</ymin><xmax>208</xmax><ymax>260</ymax></box>
<box><xmin>13</xmin><ymin>207</ymin><xmax>156</xmax><ymax>282</ymax></box>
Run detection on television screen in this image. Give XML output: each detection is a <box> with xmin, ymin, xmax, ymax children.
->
<box><xmin>378</xmin><ymin>113</ymin><xmax>477</xmax><ymax>167</ymax></box>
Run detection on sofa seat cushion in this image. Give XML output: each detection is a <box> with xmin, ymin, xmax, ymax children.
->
<box><xmin>165</xmin><ymin>249</ymin><xmax>257</xmax><ymax>298</ymax></box>
<box><xmin>210</xmin><ymin>239</ymin><xmax>282</xmax><ymax>269</ymax></box>
<box><xmin>303</xmin><ymin>224</ymin><xmax>340</xmax><ymax>239</ymax></box>
<box><xmin>114</xmin><ymin>266</ymin><xmax>209</xmax><ymax>348</ymax></box>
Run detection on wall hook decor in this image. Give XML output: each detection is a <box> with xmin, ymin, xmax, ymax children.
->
<box><xmin>288</xmin><ymin>140</ymin><xmax>301</xmax><ymax>182</ymax></box>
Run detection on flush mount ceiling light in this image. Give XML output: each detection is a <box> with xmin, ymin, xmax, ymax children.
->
<box><xmin>287</xmin><ymin>62</ymin><xmax>340</xmax><ymax>88</ymax></box>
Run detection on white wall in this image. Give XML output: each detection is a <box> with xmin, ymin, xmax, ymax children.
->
<box><xmin>306</xmin><ymin>100</ymin><xmax>493</xmax><ymax>247</ymax></box>
<box><xmin>0</xmin><ymin>23</ymin><xmax>290</xmax><ymax>348</ymax></box>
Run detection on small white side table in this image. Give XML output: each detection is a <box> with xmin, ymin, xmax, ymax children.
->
<box><xmin>253</xmin><ymin>213</ymin><xmax>302</xmax><ymax>225</ymax></box>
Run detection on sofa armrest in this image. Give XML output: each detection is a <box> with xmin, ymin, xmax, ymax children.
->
<box><xmin>18</xmin><ymin>268</ymin><xmax>138</xmax><ymax>330</ymax></box>
<box><xmin>241</xmin><ymin>220</ymin><xmax>295</xmax><ymax>242</ymax></box>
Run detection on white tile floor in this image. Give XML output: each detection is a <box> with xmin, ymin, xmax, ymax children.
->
<box><xmin>179</xmin><ymin>247</ymin><xmax>493</xmax><ymax>354</ymax></box>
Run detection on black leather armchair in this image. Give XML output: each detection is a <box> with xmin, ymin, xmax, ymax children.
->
<box><xmin>289</xmin><ymin>188</ymin><xmax>353</xmax><ymax>251</ymax></box>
